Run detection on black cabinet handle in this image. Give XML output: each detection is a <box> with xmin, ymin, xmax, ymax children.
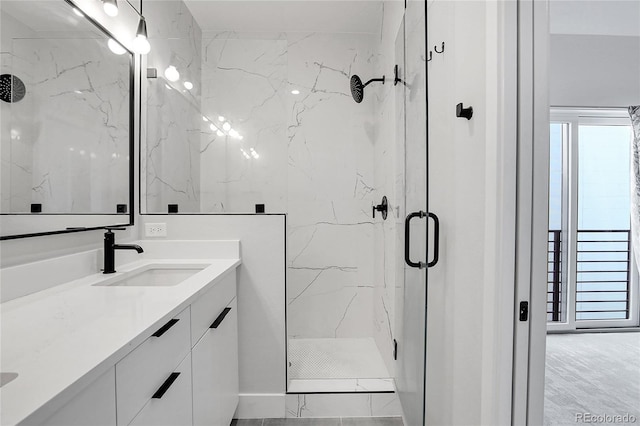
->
<box><xmin>152</xmin><ymin>318</ymin><xmax>179</xmax><ymax>337</ymax></box>
<box><xmin>152</xmin><ymin>372</ymin><xmax>180</xmax><ymax>399</ymax></box>
<box><xmin>210</xmin><ymin>307</ymin><xmax>232</xmax><ymax>329</ymax></box>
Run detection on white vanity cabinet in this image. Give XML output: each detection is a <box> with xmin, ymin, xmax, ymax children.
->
<box><xmin>192</xmin><ymin>297</ymin><xmax>239</xmax><ymax>426</ymax></box>
<box><xmin>191</xmin><ymin>271</ymin><xmax>239</xmax><ymax>426</ymax></box>
<box><xmin>19</xmin><ymin>268</ymin><xmax>239</xmax><ymax>426</ymax></box>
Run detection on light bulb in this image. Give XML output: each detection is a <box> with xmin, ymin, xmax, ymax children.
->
<box><xmin>291</xmin><ymin>89</ymin><xmax>300</xmax><ymax>95</ymax></box>
<box><xmin>229</xmin><ymin>129</ymin><xmax>239</xmax><ymax>138</ymax></box>
<box><xmin>217</xmin><ymin>130</ymin><xmax>224</xmax><ymax>137</ymax></box>
<box><xmin>183</xmin><ymin>81</ymin><xmax>193</xmax><ymax>90</ymax></box>
<box><xmin>102</xmin><ymin>0</ymin><xmax>118</xmax><ymax>17</ymax></box>
<box><xmin>202</xmin><ymin>116</ymin><xmax>209</xmax><ymax>122</ymax></box>
<box><xmin>72</xmin><ymin>8</ymin><xmax>84</xmax><ymax>17</ymax></box>
<box><xmin>164</xmin><ymin>66</ymin><xmax>180</xmax><ymax>82</ymax></box>
<box><xmin>218</xmin><ymin>116</ymin><xmax>225</xmax><ymax>122</ymax></box>
<box><xmin>222</xmin><ymin>122</ymin><xmax>231</xmax><ymax>132</ymax></box>
<box><xmin>209</xmin><ymin>124</ymin><xmax>217</xmax><ymax>131</ymax></box>
<box><xmin>108</xmin><ymin>39</ymin><xmax>126</xmax><ymax>55</ymax></box>
<box><xmin>133</xmin><ymin>35</ymin><xmax>150</xmax><ymax>55</ymax></box>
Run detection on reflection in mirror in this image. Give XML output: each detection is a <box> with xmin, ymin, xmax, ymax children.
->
<box><xmin>0</xmin><ymin>0</ymin><xmax>133</xmax><ymax>239</ymax></box>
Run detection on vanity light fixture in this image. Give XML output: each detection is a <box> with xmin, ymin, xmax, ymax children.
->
<box><xmin>108</xmin><ymin>38</ymin><xmax>126</xmax><ymax>55</ymax></box>
<box><xmin>164</xmin><ymin>65</ymin><xmax>180</xmax><ymax>82</ymax></box>
<box><xmin>132</xmin><ymin>16</ymin><xmax>150</xmax><ymax>54</ymax></box>
<box><xmin>102</xmin><ymin>0</ymin><xmax>118</xmax><ymax>17</ymax></box>
<box><xmin>250</xmin><ymin>148</ymin><xmax>259</xmax><ymax>159</ymax></box>
<box><xmin>183</xmin><ymin>81</ymin><xmax>193</xmax><ymax>90</ymax></box>
<box><xmin>241</xmin><ymin>149</ymin><xmax>251</xmax><ymax>160</ymax></box>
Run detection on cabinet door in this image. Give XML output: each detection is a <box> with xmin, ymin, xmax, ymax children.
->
<box><xmin>128</xmin><ymin>353</ymin><xmax>193</xmax><ymax>426</ymax></box>
<box><xmin>192</xmin><ymin>298</ymin><xmax>239</xmax><ymax>426</ymax></box>
<box><xmin>115</xmin><ymin>308</ymin><xmax>190</xmax><ymax>426</ymax></box>
<box><xmin>38</xmin><ymin>367</ymin><xmax>116</xmax><ymax>426</ymax></box>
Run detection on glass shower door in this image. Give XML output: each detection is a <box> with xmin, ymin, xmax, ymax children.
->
<box><xmin>395</xmin><ymin>2</ymin><xmax>430</xmax><ymax>425</ymax></box>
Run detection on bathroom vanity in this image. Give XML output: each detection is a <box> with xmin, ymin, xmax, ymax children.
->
<box><xmin>0</xmin><ymin>241</ymin><xmax>241</xmax><ymax>426</ymax></box>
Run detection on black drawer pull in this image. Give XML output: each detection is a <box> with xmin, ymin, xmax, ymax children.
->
<box><xmin>210</xmin><ymin>307</ymin><xmax>232</xmax><ymax>329</ymax></box>
<box><xmin>152</xmin><ymin>372</ymin><xmax>180</xmax><ymax>399</ymax></box>
<box><xmin>152</xmin><ymin>318</ymin><xmax>179</xmax><ymax>337</ymax></box>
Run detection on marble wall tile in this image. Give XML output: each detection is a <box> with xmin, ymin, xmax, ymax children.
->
<box><xmin>144</xmin><ymin>0</ymin><xmax>202</xmax><ymax>213</ymax></box>
<box><xmin>145</xmin><ymin>79</ymin><xmax>201</xmax><ymax>212</ymax></box>
<box><xmin>286</xmin><ymin>32</ymin><xmax>378</xmax><ymax>341</ymax></box>
<box><xmin>199</xmin><ymin>37</ymin><xmax>288</xmax><ymax>213</ymax></box>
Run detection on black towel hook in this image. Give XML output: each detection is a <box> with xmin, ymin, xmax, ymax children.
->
<box><xmin>434</xmin><ymin>42</ymin><xmax>445</xmax><ymax>54</ymax></box>
<box><xmin>426</xmin><ymin>51</ymin><xmax>433</xmax><ymax>62</ymax></box>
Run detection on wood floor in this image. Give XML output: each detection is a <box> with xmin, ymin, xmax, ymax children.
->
<box><xmin>544</xmin><ymin>332</ymin><xmax>640</xmax><ymax>425</ymax></box>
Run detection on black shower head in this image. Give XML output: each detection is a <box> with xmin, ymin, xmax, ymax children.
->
<box><xmin>350</xmin><ymin>74</ymin><xmax>385</xmax><ymax>103</ymax></box>
<box><xmin>350</xmin><ymin>75</ymin><xmax>364</xmax><ymax>103</ymax></box>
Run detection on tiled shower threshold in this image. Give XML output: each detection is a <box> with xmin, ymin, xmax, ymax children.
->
<box><xmin>287</xmin><ymin>338</ymin><xmax>394</xmax><ymax>393</ymax></box>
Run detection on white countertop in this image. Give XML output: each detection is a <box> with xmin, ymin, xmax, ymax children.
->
<box><xmin>0</xmin><ymin>256</ymin><xmax>240</xmax><ymax>426</ymax></box>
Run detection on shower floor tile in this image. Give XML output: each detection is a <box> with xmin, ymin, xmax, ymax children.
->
<box><xmin>288</xmin><ymin>338</ymin><xmax>392</xmax><ymax>392</ymax></box>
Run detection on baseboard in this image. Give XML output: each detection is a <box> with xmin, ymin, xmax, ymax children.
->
<box><xmin>235</xmin><ymin>393</ymin><xmax>286</xmax><ymax>419</ymax></box>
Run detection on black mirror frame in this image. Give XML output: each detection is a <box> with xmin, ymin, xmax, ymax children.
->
<box><xmin>0</xmin><ymin>0</ymin><xmax>135</xmax><ymax>241</ymax></box>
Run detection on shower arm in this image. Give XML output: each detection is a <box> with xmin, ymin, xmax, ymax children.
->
<box><xmin>362</xmin><ymin>76</ymin><xmax>386</xmax><ymax>88</ymax></box>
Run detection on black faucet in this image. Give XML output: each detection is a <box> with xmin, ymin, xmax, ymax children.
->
<box><xmin>103</xmin><ymin>227</ymin><xmax>144</xmax><ymax>274</ymax></box>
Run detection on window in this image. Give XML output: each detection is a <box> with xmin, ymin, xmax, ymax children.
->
<box><xmin>547</xmin><ymin>109</ymin><xmax>638</xmax><ymax>330</ymax></box>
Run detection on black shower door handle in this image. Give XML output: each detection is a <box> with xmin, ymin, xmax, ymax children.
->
<box><xmin>404</xmin><ymin>211</ymin><xmax>440</xmax><ymax>269</ymax></box>
<box><xmin>405</xmin><ymin>211</ymin><xmax>426</xmax><ymax>269</ymax></box>
<box><xmin>427</xmin><ymin>212</ymin><xmax>440</xmax><ymax>268</ymax></box>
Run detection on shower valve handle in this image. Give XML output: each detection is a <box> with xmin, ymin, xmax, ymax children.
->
<box><xmin>372</xmin><ymin>196</ymin><xmax>389</xmax><ymax>220</ymax></box>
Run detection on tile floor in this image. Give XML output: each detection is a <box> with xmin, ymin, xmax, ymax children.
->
<box><xmin>232</xmin><ymin>418</ymin><xmax>403</xmax><ymax>426</ymax></box>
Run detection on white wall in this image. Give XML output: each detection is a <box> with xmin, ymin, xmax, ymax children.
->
<box><xmin>550</xmin><ymin>34</ymin><xmax>640</xmax><ymax>107</ymax></box>
<box><xmin>139</xmin><ymin>214</ymin><xmax>287</xmax><ymax>418</ymax></box>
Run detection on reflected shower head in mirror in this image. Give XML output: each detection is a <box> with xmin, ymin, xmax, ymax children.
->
<box><xmin>350</xmin><ymin>74</ymin><xmax>385</xmax><ymax>103</ymax></box>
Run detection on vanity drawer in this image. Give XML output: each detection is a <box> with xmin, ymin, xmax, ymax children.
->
<box><xmin>128</xmin><ymin>353</ymin><xmax>192</xmax><ymax>426</ymax></box>
<box><xmin>115</xmin><ymin>307</ymin><xmax>190</xmax><ymax>426</ymax></box>
<box><xmin>190</xmin><ymin>270</ymin><xmax>236</xmax><ymax>347</ymax></box>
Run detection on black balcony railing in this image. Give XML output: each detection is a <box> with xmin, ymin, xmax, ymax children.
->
<box><xmin>547</xmin><ymin>230</ymin><xmax>563</xmax><ymax>322</ymax></box>
<box><xmin>547</xmin><ymin>229</ymin><xmax>631</xmax><ymax>322</ymax></box>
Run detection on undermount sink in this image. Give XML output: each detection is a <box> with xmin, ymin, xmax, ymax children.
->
<box><xmin>93</xmin><ymin>265</ymin><xmax>206</xmax><ymax>287</ymax></box>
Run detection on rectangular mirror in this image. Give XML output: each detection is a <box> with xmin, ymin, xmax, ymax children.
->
<box><xmin>0</xmin><ymin>0</ymin><xmax>134</xmax><ymax>239</ymax></box>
